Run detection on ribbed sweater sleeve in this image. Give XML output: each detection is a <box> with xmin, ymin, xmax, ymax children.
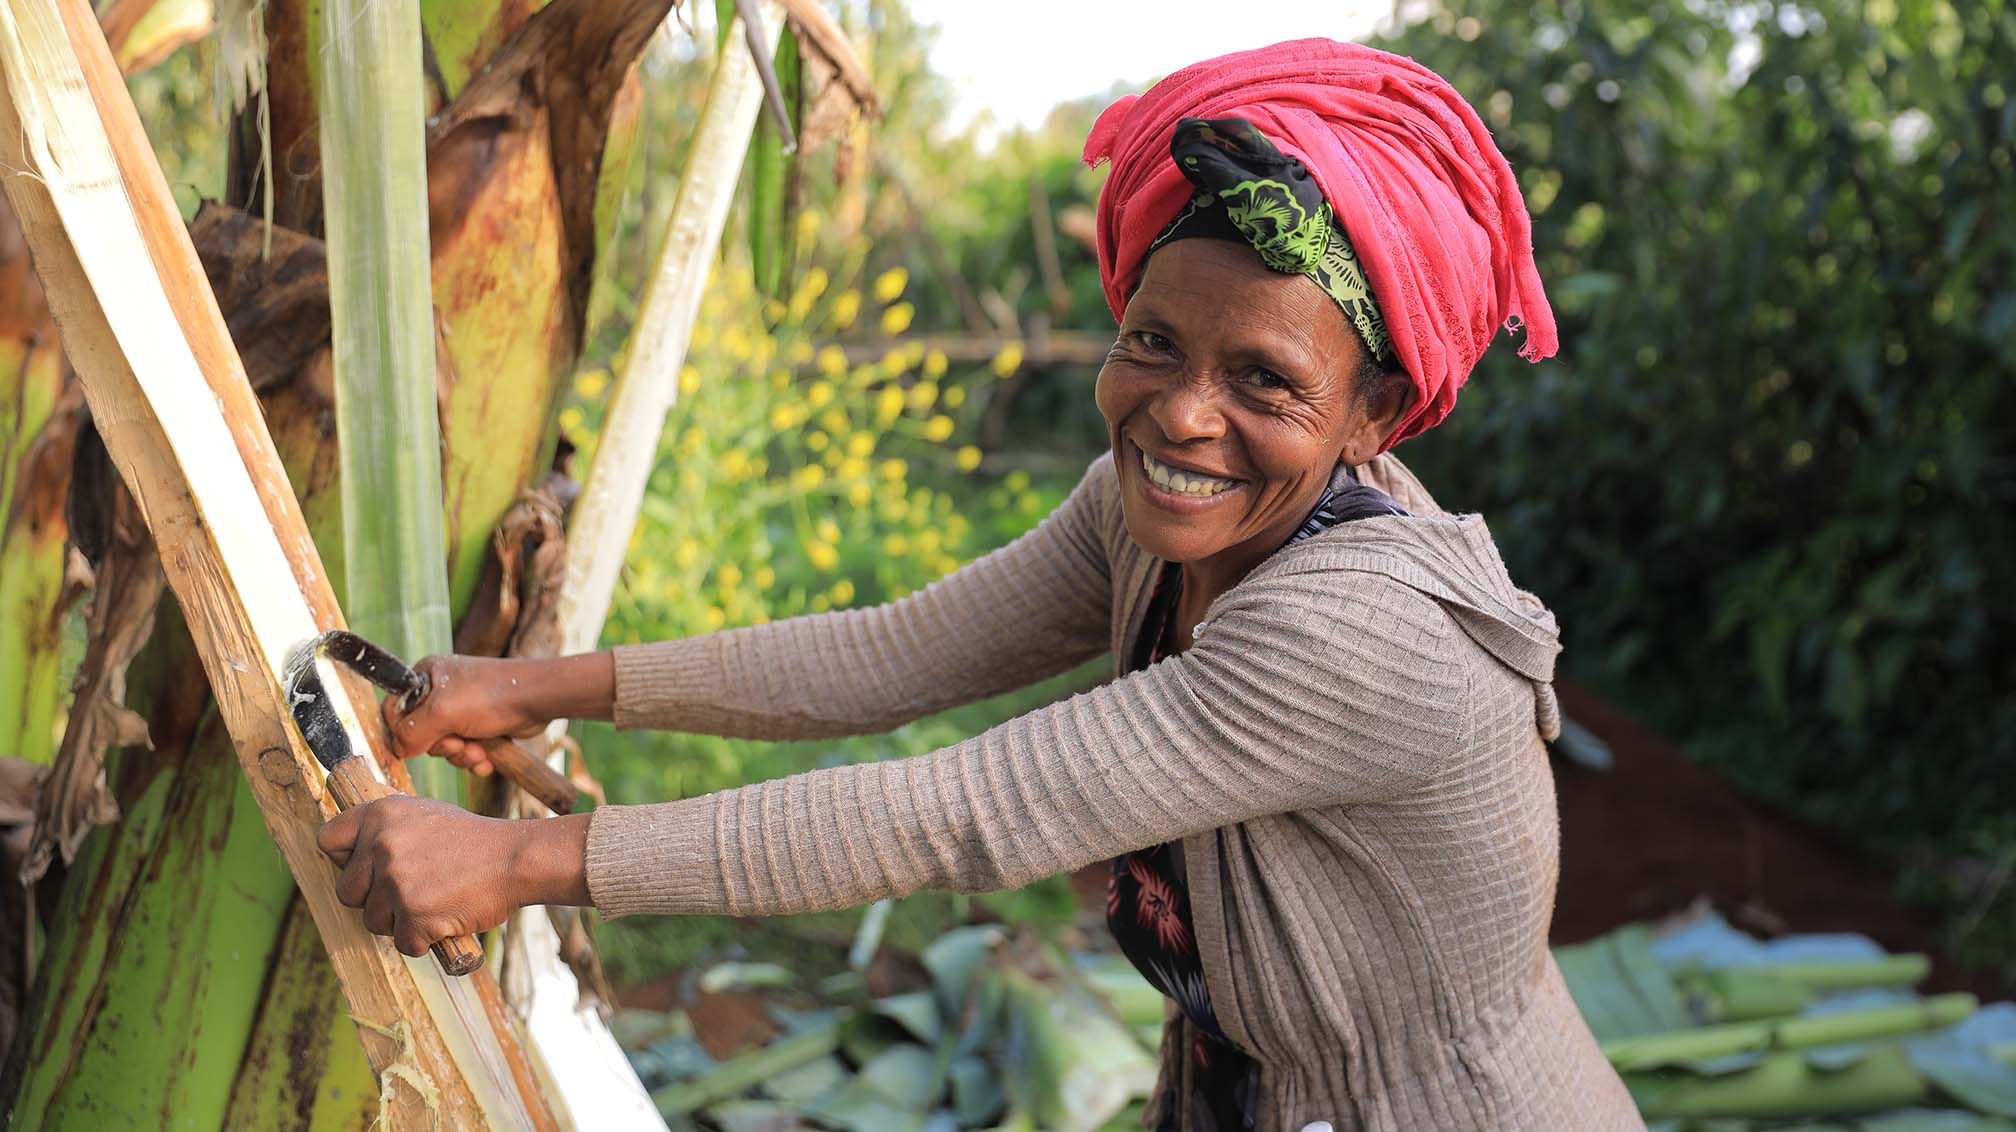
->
<box><xmin>586</xmin><ymin>565</ymin><xmax>1467</xmax><ymax>918</ymax></box>
<box><xmin>606</xmin><ymin>456</ymin><xmax>1116</xmax><ymax>739</ymax></box>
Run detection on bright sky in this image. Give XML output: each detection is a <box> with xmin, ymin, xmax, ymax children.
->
<box><xmin>905</xmin><ymin>0</ymin><xmax>1396</xmax><ymax>140</ymax></box>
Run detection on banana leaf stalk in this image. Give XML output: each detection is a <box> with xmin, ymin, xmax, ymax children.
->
<box><xmin>1602</xmin><ymin>992</ymin><xmax>1977</xmax><ymax>1072</ymax></box>
<box><xmin>557</xmin><ymin>0</ymin><xmax>784</xmax><ymax>659</ymax></box>
<box><xmin>318</xmin><ymin>0</ymin><xmax>458</xmax><ymax>799</ymax></box>
<box><xmin>651</xmin><ymin>1018</ymin><xmax>843</xmax><ymax>1115</ymax></box>
<box><xmin>1676</xmin><ymin>955</ymin><xmax>1933</xmax><ymax>1023</ymax></box>
<box><xmin>1625</xmin><ymin>1046</ymin><xmax>1933</xmax><ymax>1119</ymax></box>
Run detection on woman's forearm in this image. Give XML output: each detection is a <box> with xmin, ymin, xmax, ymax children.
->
<box><xmin>513</xmin><ymin>651</ymin><xmax>618</xmax><ymax>724</ymax></box>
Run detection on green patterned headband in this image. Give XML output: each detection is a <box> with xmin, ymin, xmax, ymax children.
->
<box><xmin>1148</xmin><ymin>116</ymin><xmax>1394</xmax><ymax>365</ymax></box>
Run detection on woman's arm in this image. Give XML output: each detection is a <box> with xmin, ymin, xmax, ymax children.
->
<box><xmin>587</xmin><ymin>568</ymin><xmax>1468</xmax><ymax>918</ymax></box>
<box><xmin>379</xmin><ymin>456</ymin><xmax>1117</xmax><ymax>763</ymax></box>
<box><xmin>318</xmin><ymin>564</ymin><xmax>1467</xmax><ymax>949</ymax></box>
<box><xmin>608</xmin><ymin>454</ymin><xmax>1117</xmax><ymax>739</ymax></box>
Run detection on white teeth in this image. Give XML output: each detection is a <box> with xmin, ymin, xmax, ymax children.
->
<box><xmin>1139</xmin><ymin>448</ymin><xmax>1234</xmax><ymax>497</ymax></box>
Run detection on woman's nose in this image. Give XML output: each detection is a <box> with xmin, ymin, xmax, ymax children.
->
<box><xmin>1146</xmin><ymin>375</ymin><xmax>1226</xmax><ymax>442</ymax></box>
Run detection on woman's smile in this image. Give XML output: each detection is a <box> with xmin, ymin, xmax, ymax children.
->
<box><xmin>1132</xmin><ymin>438</ymin><xmax>1244</xmax><ymax>503</ymax></box>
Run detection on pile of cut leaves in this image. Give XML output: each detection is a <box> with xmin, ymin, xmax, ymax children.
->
<box><xmin>1558</xmin><ymin>911</ymin><xmax>2016</xmax><ymax>1130</ymax></box>
<box><xmin>612</xmin><ymin>911</ymin><xmax>2016</xmax><ymax>1132</ymax></box>
<box><xmin>614</xmin><ymin>924</ymin><xmax>1159</xmax><ymax>1132</ymax></box>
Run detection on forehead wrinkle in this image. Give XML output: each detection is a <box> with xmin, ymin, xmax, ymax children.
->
<box><xmin>1132</xmin><ymin>242</ymin><xmax>1356</xmax><ymax>375</ymax></box>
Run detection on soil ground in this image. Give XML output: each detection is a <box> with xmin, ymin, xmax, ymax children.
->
<box><xmin>1549</xmin><ymin>681</ymin><xmax>2005</xmax><ymax>1000</ymax></box>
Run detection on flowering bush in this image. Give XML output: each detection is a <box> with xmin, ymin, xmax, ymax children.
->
<box><xmin>563</xmin><ymin>218</ymin><xmax>1071</xmax><ymax>805</ymax></box>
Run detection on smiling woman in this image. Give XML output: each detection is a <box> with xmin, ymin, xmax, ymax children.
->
<box><xmin>317</xmin><ymin>38</ymin><xmax>1645</xmax><ymax>1132</ymax></box>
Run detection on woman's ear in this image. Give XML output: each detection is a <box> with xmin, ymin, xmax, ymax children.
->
<box><xmin>1339</xmin><ymin>373</ymin><xmax>1416</xmax><ymax>467</ymax></box>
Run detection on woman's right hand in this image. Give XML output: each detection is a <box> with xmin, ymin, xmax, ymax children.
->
<box><xmin>381</xmin><ymin>655</ymin><xmax>550</xmax><ymax>772</ymax></box>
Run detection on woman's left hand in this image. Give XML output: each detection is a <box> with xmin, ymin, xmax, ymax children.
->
<box><xmin>315</xmin><ymin>796</ymin><xmax>592</xmax><ymax>957</ymax></box>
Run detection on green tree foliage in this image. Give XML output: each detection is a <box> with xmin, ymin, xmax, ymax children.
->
<box><xmin>1376</xmin><ymin>1</ymin><xmax>2015</xmax><ymax>845</ymax></box>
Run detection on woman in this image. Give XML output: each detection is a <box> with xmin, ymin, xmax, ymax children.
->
<box><xmin>318</xmin><ymin>39</ymin><xmax>1645</xmax><ymax>1131</ymax></box>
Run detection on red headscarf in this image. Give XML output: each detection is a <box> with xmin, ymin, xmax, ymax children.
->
<box><xmin>1084</xmin><ymin>39</ymin><xmax>1557</xmax><ymax>450</ymax></box>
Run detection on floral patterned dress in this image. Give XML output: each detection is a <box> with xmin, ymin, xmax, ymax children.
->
<box><xmin>1107</xmin><ymin>470</ymin><xmax>1408</xmax><ymax>1132</ymax></box>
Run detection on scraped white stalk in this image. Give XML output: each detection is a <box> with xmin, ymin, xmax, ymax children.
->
<box><xmin>499</xmin><ymin>11</ymin><xmax>784</xmax><ymax>1129</ymax></box>
<box><xmin>558</xmin><ymin>0</ymin><xmax>783</xmax><ymax>654</ymax></box>
<box><xmin>0</xmin><ymin>2</ymin><xmax>538</xmax><ymax>1125</ymax></box>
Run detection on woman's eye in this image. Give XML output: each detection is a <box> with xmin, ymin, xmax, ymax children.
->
<box><xmin>1244</xmin><ymin>368</ymin><xmax>1290</xmax><ymax>391</ymax></box>
<box><xmin>1132</xmin><ymin>331</ymin><xmax>1175</xmax><ymax>353</ymax></box>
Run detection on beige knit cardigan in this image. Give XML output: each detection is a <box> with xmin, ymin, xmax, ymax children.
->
<box><xmin>587</xmin><ymin>452</ymin><xmax>1645</xmax><ymax>1132</ymax></box>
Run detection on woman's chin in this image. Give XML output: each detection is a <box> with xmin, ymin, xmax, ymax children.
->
<box><xmin>1121</xmin><ymin>505</ymin><xmax>1235</xmax><ymax>565</ymax></box>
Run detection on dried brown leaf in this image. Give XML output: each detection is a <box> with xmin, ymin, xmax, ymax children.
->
<box><xmin>21</xmin><ymin>445</ymin><xmax>163</xmax><ymax>884</ymax></box>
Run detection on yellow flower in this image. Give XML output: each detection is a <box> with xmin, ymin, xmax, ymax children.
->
<box><xmin>881</xmin><ymin>347</ymin><xmax>911</xmax><ymax>374</ymax></box>
<box><xmin>675</xmin><ymin>538</ymin><xmax>700</xmax><ymax>568</ymax></box>
<box><xmin>821</xmin><ymin>408</ymin><xmax>850</xmax><ymax>436</ymax></box>
<box><xmin>770</xmin><ymin>403</ymin><xmax>798</xmax><ymax>431</ymax></box>
<box><xmin>846</xmin><ymin>432</ymin><xmax>876</xmax><ymax>458</ymax></box>
<box><xmin>918</xmin><ymin>530</ymin><xmax>942</xmax><ymax>556</ymax></box>
<box><xmin>816</xmin><ymin>347</ymin><xmax>848</xmax><ymax>379</ymax></box>
<box><xmin>787</xmin><ymin>341</ymin><xmax>815</xmax><ymax>365</ymax></box>
<box><xmin>883</xmin><ymin>534</ymin><xmax>909</xmax><ymax>556</ymax></box>
<box><xmin>572</xmin><ymin>368</ymin><xmax>610</xmax><ymax>400</ymax></box>
<box><xmin>811</xmin><ymin>595</ymin><xmax>831</xmax><ymax>612</ymax></box>
<box><xmin>679</xmin><ymin>365</ymin><xmax>701</xmax><ymax>397</ymax></box>
<box><xmin>754</xmin><ymin>566</ymin><xmax>777</xmax><ymax>590</ymax></box>
<box><xmin>808</xmin><ymin>381</ymin><xmax>835</xmax><ymax>408</ymax></box>
<box><xmin>722</xmin><ymin>449</ymin><xmax>751</xmax><ymax>480</ymax></box>
<box><xmin>830</xmin><ymin>578</ymin><xmax>856</xmax><ymax>605</ymax></box>
<box><xmin>873</xmin><ymin>266</ymin><xmax>909</xmax><ymax>304</ymax></box>
<box><xmin>807</xmin><ymin>430</ymin><xmax>830</xmax><ymax>452</ymax></box>
<box><xmin>816</xmin><ymin>518</ymin><xmax>841</xmax><ymax>544</ymax></box>
<box><xmin>751</xmin><ymin>455</ymin><xmax>769</xmax><ymax>478</ymax></box>
<box><xmin>830</xmin><ymin>289</ymin><xmax>861</xmax><ymax>330</ymax></box>
<box><xmin>796</xmin><ymin>211</ymin><xmax>822</xmax><ymax>252</ymax></box>
<box><xmin>907</xmin><ymin>382</ymin><xmax>938</xmax><ymax>413</ymax></box>
<box><xmin>753</xmin><ymin>612</ymin><xmax>771</xmax><ymax>625</ymax></box>
<box><xmin>718</xmin><ymin>563</ymin><xmax>744</xmax><ymax>589</ymax></box>
<box><xmin>559</xmin><ymin>406</ymin><xmax>585</xmax><ymax>434</ymax></box>
<box><xmin>847</xmin><ymin>482</ymin><xmax>873</xmax><ymax>508</ymax></box>
<box><xmin>879</xmin><ymin>302</ymin><xmax>915</xmax><ymax>336</ymax></box>
<box><xmin>837</xmin><ymin>457</ymin><xmax>869</xmax><ymax>482</ymax></box>
<box><xmin>762</xmin><ymin>299</ymin><xmax>787</xmax><ymax>324</ymax></box>
<box><xmin>943</xmin><ymin>385</ymin><xmax>966</xmax><ymax>409</ymax></box>
<box><xmin>680</xmin><ymin>426</ymin><xmax>705</xmax><ymax>455</ymax></box>
<box><xmin>923</xmin><ymin>349</ymin><xmax>949</xmax><ymax>379</ymax></box>
<box><xmin>793</xmin><ymin>464</ymin><xmax>826</xmax><ymax>489</ymax></box>
<box><xmin>875</xmin><ymin>386</ymin><xmax>906</xmax><ymax>424</ymax></box>
<box><xmin>1005</xmin><ymin>470</ymin><xmax>1032</xmax><ymax>493</ymax></box>
<box><xmin>822</xmin><ymin>446</ymin><xmax>844</xmax><ymax>469</ymax></box>
<box><xmin>933</xmin><ymin>554</ymin><xmax>961</xmax><ymax>577</ymax></box>
<box><xmin>880</xmin><ymin>498</ymin><xmax>910</xmax><ymax>522</ymax></box>
<box><xmin>807</xmin><ymin>541</ymin><xmax>840</xmax><ymax>571</ymax></box>
<box><xmin>879</xmin><ymin>458</ymin><xmax>908</xmax><ymax>482</ymax></box>
<box><xmin>922</xmin><ymin>415</ymin><xmax>955</xmax><ymax>442</ymax></box>
<box><xmin>1018</xmin><ymin>491</ymin><xmax>1043</xmax><ymax>515</ymax></box>
<box><xmin>991</xmin><ymin>342</ymin><xmax>1024</xmax><ymax>377</ymax></box>
<box><xmin>955</xmin><ymin>446</ymin><xmax>982</xmax><ymax>472</ymax></box>
<box><xmin>703</xmin><ymin>607</ymin><xmax>727</xmax><ymax>631</ymax></box>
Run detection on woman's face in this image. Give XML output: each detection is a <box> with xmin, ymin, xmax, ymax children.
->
<box><xmin>1096</xmin><ymin>239</ymin><xmax>1405</xmax><ymax>576</ymax></box>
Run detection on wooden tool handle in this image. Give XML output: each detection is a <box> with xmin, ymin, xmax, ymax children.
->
<box><xmin>476</xmin><ymin>737</ymin><xmax>581</xmax><ymax>816</ymax></box>
<box><xmin>323</xmin><ymin>759</ymin><xmax>487</xmax><ymax>977</ymax></box>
